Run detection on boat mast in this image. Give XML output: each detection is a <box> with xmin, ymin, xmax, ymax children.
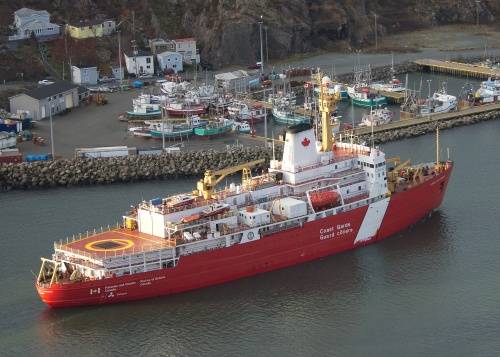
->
<box><xmin>436</xmin><ymin>126</ymin><xmax>440</xmax><ymax>166</ymax></box>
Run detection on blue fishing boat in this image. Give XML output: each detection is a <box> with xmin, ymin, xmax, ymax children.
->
<box><xmin>272</xmin><ymin>105</ymin><xmax>309</xmax><ymax>125</ymax></box>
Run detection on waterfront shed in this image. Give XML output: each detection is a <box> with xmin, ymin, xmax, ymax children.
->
<box><xmin>215</xmin><ymin>70</ymin><xmax>252</xmax><ymax>92</ymax></box>
<box><xmin>9</xmin><ymin>82</ymin><xmax>79</xmax><ymax>120</ymax></box>
<box><xmin>71</xmin><ymin>65</ymin><xmax>98</xmax><ymax>85</ymax></box>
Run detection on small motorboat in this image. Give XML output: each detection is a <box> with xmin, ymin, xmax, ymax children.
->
<box><xmin>202</xmin><ymin>203</ymin><xmax>230</xmax><ymax>217</ymax></box>
<box><xmin>166</xmin><ymin>194</ymin><xmax>196</xmax><ymax>208</ymax></box>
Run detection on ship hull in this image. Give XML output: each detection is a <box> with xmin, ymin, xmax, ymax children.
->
<box><xmin>37</xmin><ymin>166</ymin><xmax>452</xmax><ymax>308</ymax></box>
<box><xmin>351</xmin><ymin>96</ymin><xmax>388</xmax><ymax>108</ymax></box>
<box><xmin>166</xmin><ymin>107</ymin><xmax>206</xmax><ymax>117</ymax></box>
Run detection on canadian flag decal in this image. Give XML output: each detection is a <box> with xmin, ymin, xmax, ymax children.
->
<box><xmin>302</xmin><ymin>137</ymin><xmax>310</xmax><ymax>147</ymax></box>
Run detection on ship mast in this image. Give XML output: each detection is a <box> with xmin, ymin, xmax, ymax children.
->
<box><xmin>317</xmin><ymin>70</ymin><xmax>338</xmax><ymax>152</ymax></box>
<box><xmin>436</xmin><ymin>126</ymin><xmax>440</xmax><ymax>168</ymax></box>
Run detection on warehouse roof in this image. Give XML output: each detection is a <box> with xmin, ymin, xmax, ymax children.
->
<box><xmin>23</xmin><ymin>82</ymin><xmax>78</xmax><ymax>100</ymax></box>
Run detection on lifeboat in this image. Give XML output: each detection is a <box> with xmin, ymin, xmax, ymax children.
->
<box><xmin>309</xmin><ymin>191</ymin><xmax>340</xmax><ymax>210</ymax></box>
<box><xmin>181</xmin><ymin>214</ymin><xmax>201</xmax><ymax>223</ymax></box>
<box><xmin>202</xmin><ymin>203</ymin><xmax>230</xmax><ymax>217</ymax></box>
<box><xmin>166</xmin><ymin>194</ymin><xmax>195</xmax><ymax>208</ymax></box>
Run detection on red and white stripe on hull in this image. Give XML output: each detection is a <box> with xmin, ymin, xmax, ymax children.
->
<box><xmin>37</xmin><ymin>166</ymin><xmax>452</xmax><ymax>308</ymax></box>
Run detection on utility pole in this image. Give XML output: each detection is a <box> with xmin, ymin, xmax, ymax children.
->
<box><xmin>476</xmin><ymin>0</ymin><xmax>480</xmax><ymax>27</ymax></box>
<box><xmin>131</xmin><ymin>40</ymin><xmax>138</xmax><ymax>77</ymax></box>
<box><xmin>132</xmin><ymin>10</ymin><xmax>135</xmax><ymax>38</ymax></box>
<box><xmin>49</xmin><ymin>105</ymin><xmax>55</xmax><ymax>159</ymax></box>
<box><xmin>265</xmin><ymin>25</ymin><xmax>269</xmax><ymax>64</ymax></box>
<box><xmin>118</xmin><ymin>30</ymin><xmax>123</xmax><ymax>89</ymax></box>
<box><xmin>63</xmin><ymin>31</ymin><xmax>68</xmax><ymax>80</ymax></box>
<box><xmin>373</xmin><ymin>13</ymin><xmax>378</xmax><ymax>51</ymax></box>
<box><xmin>259</xmin><ymin>15</ymin><xmax>264</xmax><ymax>75</ymax></box>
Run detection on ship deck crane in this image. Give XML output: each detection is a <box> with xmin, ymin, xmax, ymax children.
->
<box><xmin>196</xmin><ymin>159</ymin><xmax>265</xmax><ymax>199</ymax></box>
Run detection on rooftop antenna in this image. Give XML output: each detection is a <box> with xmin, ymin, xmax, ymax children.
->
<box><xmin>370</xmin><ymin>110</ymin><xmax>375</xmax><ymax>150</ymax></box>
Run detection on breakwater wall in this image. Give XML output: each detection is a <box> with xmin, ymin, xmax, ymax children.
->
<box><xmin>358</xmin><ymin>109</ymin><xmax>500</xmax><ymax>144</ymax></box>
<box><xmin>0</xmin><ymin>146</ymin><xmax>282</xmax><ymax>191</ymax></box>
<box><xmin>2</xmin><ymin>109</ymin><xmax>498</xmax><ymax>192</ymax></box>
<box><xmin>336</xmin><ymin>61</ymin><xmax>420</xmax><ymax>83</ymax></box>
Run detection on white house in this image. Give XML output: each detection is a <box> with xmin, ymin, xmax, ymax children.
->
<box><xmin>124</xmin><ymin>50</ymin><xmax>154</xmax><ymax>76</ymax></box>
<box><xmin>9</xmin><ymin>8</ymin><xmax>60</xmax><ymax>41</ymax></box>
<box><xmin>157</xmin><ymin>51</ymin><xmax>183</xmax><ymax>73</ymax></box>
<box><xmin>71</xmin><ymin>65</ymin><xmax>98</xmax><ymax>85</ymax></box>
<box><xmin>174</xmin><ymin>38</ymin><xmax>200</xmax><ymax>64</ymax></box>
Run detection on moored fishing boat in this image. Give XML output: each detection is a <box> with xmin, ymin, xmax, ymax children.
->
<box><xmin>358</xmin><ymin>107</ymin><xmax>394</xmax><ymax>127</ymax></box>
<box><xmin>126</xmin><ymin>95</ymin><xmax>163</xmax><ymax>119</ymax></box>
<box><xmin>347</xmin><ymin>86</ymin><xmax>387</xmax><ymax>108</ymax></box>
<box><xmin>194</xmin><ymin>118</ymin><xmax>234</xmax><ymax>138</ymax></box>
<box><xmin>233</xmin><ymin>121</ymin><xmax>252</xmax><ymax>134</ymax></box>
<box><xmin>272</xmin><ymin>104</ymin><xmax>309</xmax><ymax>125</ymax></box>
<box><xmin>165</xmin><ymin>102</ymin><xmax>207</xmax><ymax>117</ymax></box>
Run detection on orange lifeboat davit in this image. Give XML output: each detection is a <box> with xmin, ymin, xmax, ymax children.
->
<box><xmin>310</xmin><ymin>191</ymin><xmax>340</xmax><ymax>210</ymax></box>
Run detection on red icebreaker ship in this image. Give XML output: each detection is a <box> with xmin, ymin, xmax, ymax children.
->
<box><xmin>36</xmin><ymin>76</ymin><xmax>453</xmax><ymax>308</ymax></box>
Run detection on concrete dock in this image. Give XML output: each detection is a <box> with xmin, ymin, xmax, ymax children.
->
<box><xmin>414</xmin><ymin>59</ymin><xmax>500</xmax><ymax>79</ymax></box>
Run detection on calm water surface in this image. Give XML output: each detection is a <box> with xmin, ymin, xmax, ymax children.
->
<box><xmin>1</xmin><ymin>119</ymin><xmax>500</xmax><ymax>356</ymax></box>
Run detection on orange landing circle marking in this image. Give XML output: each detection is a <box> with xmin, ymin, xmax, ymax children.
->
<box><xmin>85</xmin><ymin>238</ymin><xmax>134</xmax><ymax>252</ymax></box>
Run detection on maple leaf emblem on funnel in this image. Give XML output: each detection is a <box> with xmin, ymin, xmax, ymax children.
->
<box><xmin>302</xmin><ymin>137</ymin><xmax>310</xmax><ymax>147</ymax></box>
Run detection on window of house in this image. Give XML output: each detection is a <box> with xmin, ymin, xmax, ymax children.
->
<box><xmin>146</xmin><ymin>57</ymin><xmax>151</xmax><ymax>63</ymax></box>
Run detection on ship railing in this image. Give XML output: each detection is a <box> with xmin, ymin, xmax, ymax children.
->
<box><xmin>56</xmin><ymin>222</ymin><xmax>124</xmax><ymax>247</ymax></box>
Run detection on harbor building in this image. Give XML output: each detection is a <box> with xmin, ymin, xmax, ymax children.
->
<box><xmin>9</xmin><ymin>82</ymin><xmax>79</xmax><ymax>120</ymax></box>
<box><xmin>8</xmin><ymin>8</ymin><xmax>60</xmax><ymax>41</ymax></box>
<box><xmin>157</xmin><ymin>51</ymin><xmax>183</xmax><ymax>74</ymax></box>
<box><xmin>215</xmin><ymin>70</ymin><xmax>252</xmax><ymax>92</ymax></box>
<box><xmin>66</xmin><ymin>19</ymin><xmax>116</xmax><ymax>39</ymax></box>
<box><xmin>71</xmin><ymin>65</ymin><xmax>98</xmax><ymax>85</ymax></box>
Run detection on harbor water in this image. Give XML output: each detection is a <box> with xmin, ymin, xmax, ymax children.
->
<box><xmin>1</xmin><ymin>116</ymin><xmax>499</xmax><ymax>355</ymax></box>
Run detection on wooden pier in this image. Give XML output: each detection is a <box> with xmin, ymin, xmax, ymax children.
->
<box><xmin>246</xmin><ymin>100</ymin><xmax>311</xmax><ymax>116</ymax></box>
<box><xmin>369</xmin><ymin>89</ymin><xmax>405</xmax><ymax>104</ymax></box>
<box><xmin>351</xmin><ymin>102</ymin><xmax>500</xmax><ymax>136</ymax></box>
<box><xmin>414</xmin><ymin>59</ymin><xmax>500</xmax><ymax>79</ymax></box>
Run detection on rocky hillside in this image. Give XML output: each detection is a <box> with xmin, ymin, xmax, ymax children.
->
<box><xmin>1</xmin><ymin>0</ymin><xmax>499</xmax><ymax>69</ymax></box>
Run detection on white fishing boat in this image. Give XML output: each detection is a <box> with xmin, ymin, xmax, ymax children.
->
<box><xmin>233</xmin><ymin>121</ymin><xmax>252</xmax><ymax>134</ymax></box>
<box><xmin>474</xmin><ymin>77</ymin><xmax>500</xmax><ymax>103</ymax></box>
<box><xmin>419</xmin><ymin>85</ymin><xmax>458</xmax><ymax>115</ymax></box>
<box><xmin>359</xmin><ymin>107</ymin><xmax>394</xmax><ymax>127</ymax></box>
<box><xmin>228</xmin><ymin>101</ymin><xmax>266</xmax><ymax>122</ymax></box>
<box><xmin>371</xmin><ymin>78</ymin><xmax>405</xmax><ymax>92</ymax></box>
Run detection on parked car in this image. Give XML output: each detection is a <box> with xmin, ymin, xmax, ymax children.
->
<box><xmin>38</xmin><ymin>79</ymin><xmax>54</xmax><ymax>85</ymax></box>
<box><xmin>247</xmin><ymin>62</ymin><xmax>262</xmax><ymax>70</ymax></box>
